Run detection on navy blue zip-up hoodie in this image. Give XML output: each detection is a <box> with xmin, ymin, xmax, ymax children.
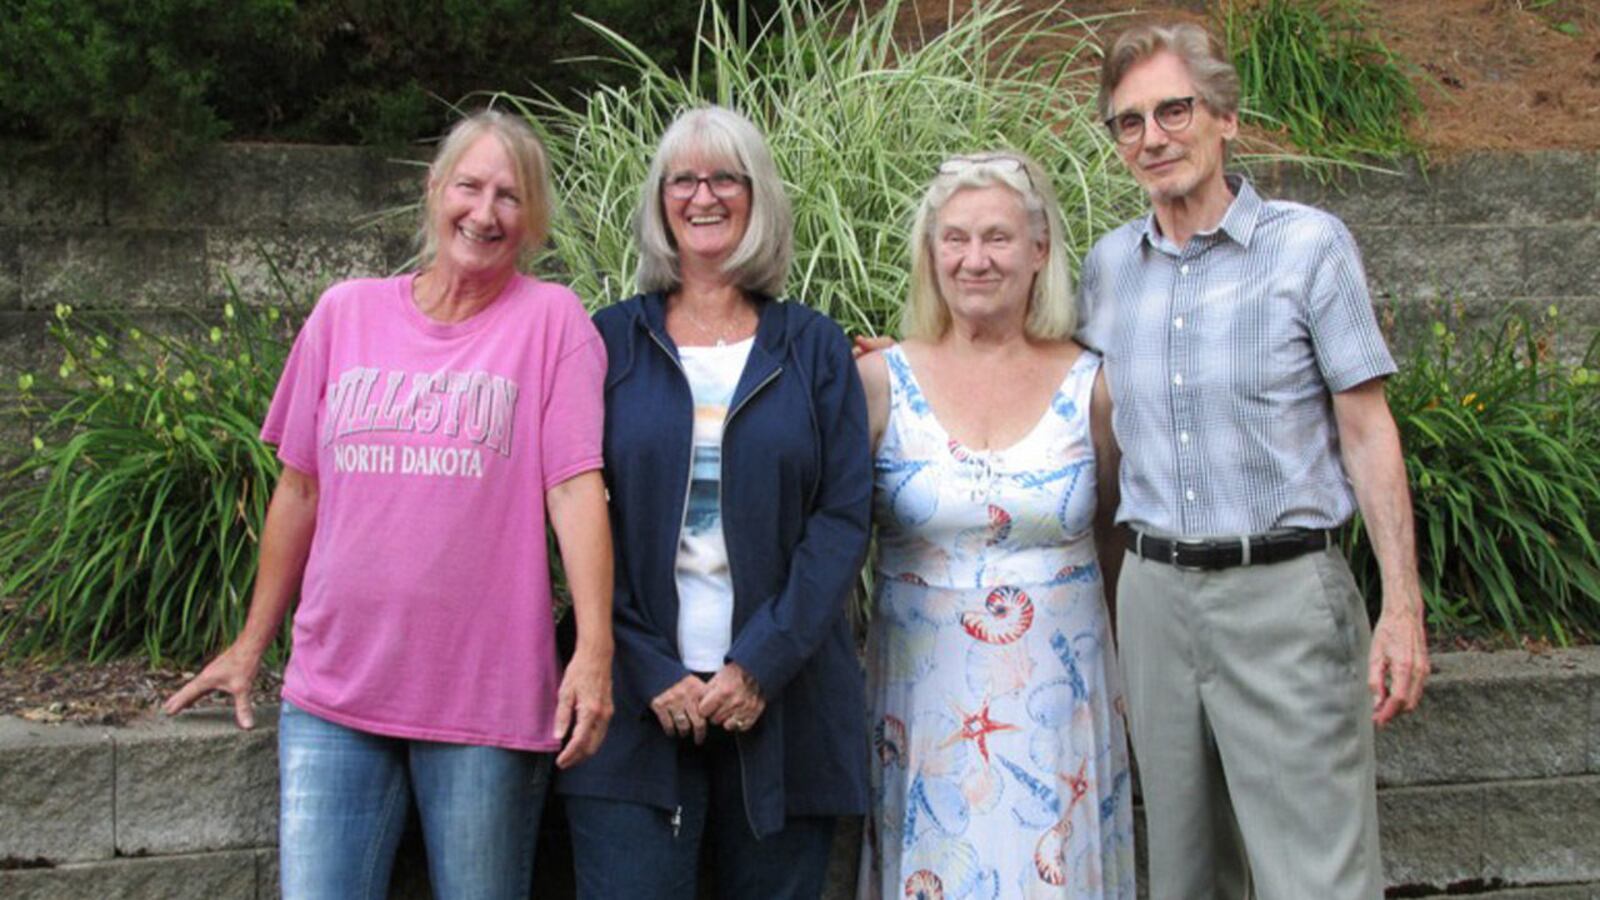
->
<box><xmin>557</xmin><ymin>291</ymin><xmax>872</xmax><ymax>837</ymax></box>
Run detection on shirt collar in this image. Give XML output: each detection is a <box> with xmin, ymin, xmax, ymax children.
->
<box><xmin>1138</xmin><ymin>174</ymin><xmax>1263</xmax><ymax>251</ymax></box>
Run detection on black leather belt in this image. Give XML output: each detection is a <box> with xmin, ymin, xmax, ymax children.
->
<box><xmin>1125</xmin><ymin>527</ymin><xmax>1335</xmax><ymax>571</ymax></box>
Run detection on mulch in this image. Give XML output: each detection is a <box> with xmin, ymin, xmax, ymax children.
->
<box><xmin>0</xmin><ymin>652</ymin><xmax>283</xmax><ymax>727</ymax></box>
<box><xmin>0</xmin><ymin>632</ymin><xmax>1561</xmax><ymax>727</ymax></box>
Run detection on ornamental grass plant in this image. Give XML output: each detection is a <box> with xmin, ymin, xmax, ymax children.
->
<box><xmin>1348</xmin><ymin>309</ymin><xmax>1600</xmax><ymax>643</ymax></box>
<box><xmin>1221</xmin><ymin>0</ymin><xmax>1423</xmax><ymax>163</ymax></box>
<box><xmin>521</xmin><ymin>0</ymin><xmax>1145</xmax><ymax>333</ymax></box>
<box><xmin>0</xmin><ymin>280</ymin><xmax>305</xmax><ymax>664</ymax></box>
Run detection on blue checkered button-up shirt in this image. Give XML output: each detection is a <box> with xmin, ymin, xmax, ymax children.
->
<box><xmin>1078</xmin><ymin>176</ymin><xmax>1396</xmax><ymax>536</ymax></box>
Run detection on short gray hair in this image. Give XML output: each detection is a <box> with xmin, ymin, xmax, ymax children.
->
<box><xmin>635</xmin><ymin>106</ymin><xmax>793</xmax><ymax>297</ymax></box>
<box><xmin>417</xmin><ymin>109</ymin><xmax>553</xmax><ymax>269</ymax></box>
<box><xmin>1097</xmin><ymin>21</ymin><xmax>1241</xmax><ymax>121</ymax></box>
<box><xmin>904</xmin><ymin>151</ymin><xmax>1075</xmax><ymax>342</ymax></box>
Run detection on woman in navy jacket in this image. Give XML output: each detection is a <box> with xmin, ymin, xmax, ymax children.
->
<box><xmin>558</xmin><ymin>105</ymin><xmax>872</xmax><ymax>899</ymax></box>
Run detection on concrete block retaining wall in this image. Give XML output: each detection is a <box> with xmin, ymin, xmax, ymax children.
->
<box><xmin>1254</xmin><ymin>151</ymin><xmax>1600</xmax><ymax>356</ymax></box>
<box><xmin>3</xmin><ymin>648</ymin><xmax>1598</xmax><ymax>898</ymax></box>
<box><xmin>2</xmin><ymin>147</ymin><xmax>1598</xmax><ymax>377</ymax></box>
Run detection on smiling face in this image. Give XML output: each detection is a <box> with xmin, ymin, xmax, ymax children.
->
<box><xmin>662</xmin><ymin>152</ymin><xmax>752</xmax><ymax>269</ymax></box>
<box><xmin>1110</xmin><ymin>50</ymin><xmax>1237</xmax><ymax>207</ymax></box>
<box><xmin>428</xmin><ymin>133</ymin><xmax>528</xmax><ymax>279</ymax></box>
<box><xmin>931</xmin><ymin>185</ymin><xmax>1047</xmax><ymax>328</ymax></box>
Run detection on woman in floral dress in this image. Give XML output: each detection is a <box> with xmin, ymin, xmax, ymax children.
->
<box><xmin>856</xmin><ymin>152</ymin><xmax>1135</xmax><ymax>899</ymax></box>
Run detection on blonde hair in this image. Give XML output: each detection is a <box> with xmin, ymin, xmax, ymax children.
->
<box><xmin>634</xmin><ymin>106</ymin><xmax>793</xmax><ymax>296</ymax></box>
<box><xmin>904</xmin><ymin>151</ymin><xmax>1075</xmax><ymax>341</ymax></box>
<box><xmin>417</xmin><ymin>109</ymin><xmax>553</xmax><ymax>269</ymax></box>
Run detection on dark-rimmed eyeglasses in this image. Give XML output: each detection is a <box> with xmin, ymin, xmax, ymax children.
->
<box><xmin>936</xmin><ymin>154</ymin><xmax>1036</xmax><ymax>192</ymax></box>
<box><xmin>1104</xmin><ymin>96</ymin><xmax>1196</xmax><ymax>145</ymax></box>
<box><xmin>662</xmin><ymin>170</ymin><xmax>751</xmax><ymax>200</ymax></box>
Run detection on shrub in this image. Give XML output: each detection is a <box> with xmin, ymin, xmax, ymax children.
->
<box><xmin>1348</xmin><ymin>309</ymin><xmax>1600</xmax><ymax>643</ymax></box>
<box><xmin>0</xmin><ymin>282</ymin><xmax>306</xmax><ymax>663</ymax></box>
<box><xmin>525</xmin><ymin>0</ymin><xmax>1146</xmax><ymax>333</ymax></box>
<box><xmin>0</xmin><ymin>0</ymin><xmax>780</xmax><ymax>180</ymax></box>
<box><xmin>1220</xmin><ymin>0</ymin><xmax>1423</xmax><ymax>162</ymax></box>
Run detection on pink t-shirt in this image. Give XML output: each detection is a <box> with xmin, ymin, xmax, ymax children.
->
<box><xmin>262</xmin><ymin>273</ymin><xmax>605</xmax><ymax>751</ymax></box>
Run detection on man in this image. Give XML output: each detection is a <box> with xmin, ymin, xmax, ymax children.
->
<box><xmin>1077</xmin><ymin>21</ymin><xmax>1429</xmax><ymax>899</ymax></box>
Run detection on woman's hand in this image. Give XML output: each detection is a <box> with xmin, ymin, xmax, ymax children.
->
<box><xmin>162</xmin><ymin>465</ymin><xmax>319</xmax><ymax>730</ymax></box>
<box><xmin>651</xmin><ymin>675</ymin><xmax>710</xmax><ymax>744</ymax></box>
<box><xmin>162</xmin><ymin>643</ymin><xmax>265</xmax><ymax>728</ymax></box>
<box><xmin>852</xmin><ymin>334</ymin><xmax>896</xmax><ymax>359</ymax></box>
<box><xmin>554</xmin><ymin>644</ymin><xmax>614</xmax><ymax>769</ymax></box>
<box><xmin>547</xmin><ymin>470</ymin><xmax>616</xmax><ymax>767</ymax></box>
<box><xmin>697</xmin><ymin>662</ymin><xmax>765</xmax><ymax>733</ymax></box>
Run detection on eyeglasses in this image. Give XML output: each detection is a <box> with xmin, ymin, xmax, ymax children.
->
<box><xmin>662</xmin><ymin>170</ymin><xmax>751</xmax><ymax>199</ymax></box>
<box><xmin>1104</xmin><ymin>96</ymin><xmax>1196</xmax><ymax>145</ymax></box>
<box><xmin>936</xmin><ymin>154</ymin><xmax>1036</xmax><ymax>192</ymax></box>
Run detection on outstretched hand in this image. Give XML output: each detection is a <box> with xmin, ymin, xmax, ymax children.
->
<box><xmin>162</xmin><ymin>644</ymin><xmax>263</xmax><ymax>729</ymax></box>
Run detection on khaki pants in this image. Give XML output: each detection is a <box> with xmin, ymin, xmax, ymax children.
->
<box><xmin>1117</xmin><ymin>546</ymin><xmax>1382</xmax><ymax>900</ymax></box>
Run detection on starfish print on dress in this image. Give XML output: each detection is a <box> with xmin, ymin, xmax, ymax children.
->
<box><xmin>1035</xmin><ymin>758</ymin><xmax>1093</xmax><ymax>886</ymax></box>
<box><xmin>939</xmin><ymin>697</ymin><xmax>1018</xmax><ymax>764</ymax></box>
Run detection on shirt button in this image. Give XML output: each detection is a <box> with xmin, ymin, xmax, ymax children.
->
<box><xmin>1173</xmin><ymin>316</ymin><xmax>1184</xmax><ymax>329</ymax></box>
<box><xmin>1185</xmin><ymin>489</ymin><xmax>1196</xmax><ymax>502</ymax></box>
<box><xmin>1180</xmin><ymin>431</ymin><xmax>1190</xmax><ymax>444</ymax></box>
<box><xmin>1172</xmin><ymin>373</ymin><xmax>1183</xmax><ymax>386</ymax></box>
<box><xmin>1180</xmin><ymin>264</ymin><xmax>1190</xmax><ymax>275</ymax></box>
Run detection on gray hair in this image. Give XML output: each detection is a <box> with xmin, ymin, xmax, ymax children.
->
<box><xmin>1097</xmin><ymin>21</ymin><xmax>1242</xmax><ymax>121</ymax></box>
<box><xmin>417</xmin><ymin>109</ymin><xmax>553</xmax><ymax>269</ymax></box>
<box><xmin>904</xmin><ymin>151</ymin><xmax>1075</xmax><ymax>341</ymax></box>
<box><xmin>634</xmin><ymin>106</ymin><xmax>793</xmax><ymax>297</ymax></box>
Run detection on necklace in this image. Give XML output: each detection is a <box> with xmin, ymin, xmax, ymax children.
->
<box><xmin>676</xmin><ymin>298</ymin><xmax>751</xmax><ymax>347</ymax></box>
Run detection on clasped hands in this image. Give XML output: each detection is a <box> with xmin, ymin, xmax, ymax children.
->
<box><xmin>650</xmin><ymin>662</ymin><xmax>764</xmax><ymax>743</ymax></box>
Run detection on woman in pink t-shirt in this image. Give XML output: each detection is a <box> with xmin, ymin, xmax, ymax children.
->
<box><xmin>165</xmin><ymin>110</ymin><xmax>615</xmax><ymax>899</ymax></box>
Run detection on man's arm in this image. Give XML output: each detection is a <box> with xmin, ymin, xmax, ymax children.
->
<box><xmin>1332</xmin><ymin>378</ymin><xmax>1429</xmax><ymax>726</ymax></box>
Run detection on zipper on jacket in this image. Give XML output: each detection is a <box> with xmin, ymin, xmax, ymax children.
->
<box><xmin>719</xmin><ymin>363</ymin><xmax>782</xmax><ymax>839</ymax></box>
<box><xmin>654</xmin><ymin>319</ymin><xmax>784</xmax><ymax>841</ymax></box>
<box><xmin>645</xmin><ymin>327</ymin><xmax>700</xmax><ymax>624</ymax></box>
<box><xmin>645</xmin><ymin>327</ymin><xmax>703</xmax><ymax>830</ymax></box>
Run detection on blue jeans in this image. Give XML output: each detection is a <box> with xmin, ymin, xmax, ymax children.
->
<box><xmin>277</xmin><ymin>700</ymin><xmax>551</xmax><ymax>900</ymax></box>
<box><xmin>564</xmin><ymin>730</ymin><xmax>836</xmax><ymax>900</ymax></box>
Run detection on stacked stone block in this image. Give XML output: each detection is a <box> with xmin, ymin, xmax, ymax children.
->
<box><xmin>1257</xmin><ymin>152</ymin><xmax>1600</xmax><ymax>356</ymax></box>
<box><xmin>4</xmin><ymin>649</ymin><xmax>1598</xmax><ymax>898</ymax></box>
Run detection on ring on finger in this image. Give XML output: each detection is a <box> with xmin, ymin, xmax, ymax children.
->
<box><xmin>729</xmin><ymin>717</ymin><xmax>745</xmax><ymax>731</ymax></box>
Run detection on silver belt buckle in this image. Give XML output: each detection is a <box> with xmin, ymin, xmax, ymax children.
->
<box><xmin>1170</xmin><ymin>538</ymin><xmax>1202</xmax><ymax>571</ymax></box>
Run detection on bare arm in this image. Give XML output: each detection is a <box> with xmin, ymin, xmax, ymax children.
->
<box><xmin>546</xmin><ymin>469</ymin><xmax>615</xmax><ymax>768</ymax></box>
<box><xmin>1088</xmin><ymin>364</ymin><xmax>1124</xmax><ymax>625</ymax></box>
<box><xmin>163</xmin><ymin>465</ymin><xmax>319</xmax><ymax>728</ymax></box>
<box><xmin>856</xmin><ymin>349</ymin><xmax>890</xmax><ymax>454</ymax></box>
<box><xmin>1333</xmin><ymin>378</ymin><xmax>1429</xmax><ymax>726</ymax></box>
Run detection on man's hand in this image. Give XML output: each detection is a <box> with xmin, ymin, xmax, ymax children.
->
<box><xmin>1368</xmin><ymin>604</ymin><xmax>1428</xmax><ymax>726</ymax></box>
<box><xmin>1333</xmin><ymin>380</ymin><xmax>1430</xmax><ymax>727</ymax></box>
